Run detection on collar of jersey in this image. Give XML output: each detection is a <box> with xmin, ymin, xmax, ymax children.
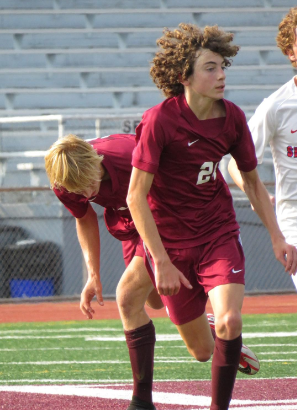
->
<box><xmin>177</xmin><ymin>94</ymin><xmax>229</xmax><ymax>139</ymax></box>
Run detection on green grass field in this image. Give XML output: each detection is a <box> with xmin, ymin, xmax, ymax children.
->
<box><xmin>0</xmin><ymin>313</ymin><xmax>296</xmax><ymax>385</ymax></box>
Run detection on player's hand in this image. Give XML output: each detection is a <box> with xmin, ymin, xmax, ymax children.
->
<box><xmin>155</xmin><ymin>259</ymin><xmax>192</xmax><ymax>296</ymax></box>
<box><xmin>80</xmin><ymin>276</ymin><xmax>104</xmax><ymax>319</ymax></box>
<box><xmin>272</xmin><ymin>238</ymin><xmax>297</xmax><ymax>276</ymax></box>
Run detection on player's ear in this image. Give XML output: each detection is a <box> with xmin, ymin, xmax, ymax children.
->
<box><xmin>179</xmin><ymin>74</ymin><xmax>190</xmax><ymax>86</ymax></box>
<box><xmin>287</xmin><ymin>49</ymin><xmax>297</xmax><ymax>63</ymax></box>
<box><xmin>287</xmin><ymin>29</ymin><xmax>297</xmax><ymax>63</ymax></box>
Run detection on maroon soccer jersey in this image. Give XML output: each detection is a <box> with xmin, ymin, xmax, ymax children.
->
<box><xmin>132</xmin><ymin>94</ymin><xmax>257</xmax><ymax>248</ymax></box>
<box><xmin>54</xmin><ymin>134</ymin><xmax>138</xmax><ymax>241</ymax></box>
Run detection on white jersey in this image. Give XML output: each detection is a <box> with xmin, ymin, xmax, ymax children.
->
<box><xmin>248</xmin><ymin>76</ymin><xmax>297</xmax><ymax>246</ymax></box>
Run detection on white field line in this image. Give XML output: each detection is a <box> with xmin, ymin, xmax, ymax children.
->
<box><xmin>0</xmin><ymin>360</ymin><xmax>131</xmax><ymax>365</ymax></box>
<box><xmin>247</xmin><ymin>344</ymin><xmax>297</xmax><ymax>347</ymax></box>
<box><xmin>0</xmin><ymin>328</ymin><xmax>120</xmax><ymax>334</ymax></box>
<box><xmin>0</xmin><ymin>331</ymin><xmax>296</xmax><ymax>341</ymax></box>
<box><xmin>0</xmin><ymin>346</ymin><xmax>124</xmax><ymax>351</ymax></box>
<box><xmin>0</xmin><ymin>335</ymin><xmax>94</xmax><ymax>340</ymax></box>
<box><xmin>1</xmin><ymin>358</ymin><xmax>297</xmax><ymax>366</ymax></box>
<box><xmin>1</xmin><ymin>344</ymin><xmax>297</xmax><ymax>352</ymax></box>
<box><xmin>0</xmin><ymin>384</ymin><xmax>297</xmax><ymax>408</ymax></box>
<box><xmin>195</xmin><ymin>407</ymin><xmax>297</xmax><ymax>410</ymax></box>
<box><xmin>0</xmin><ymin>322</ymin><xmax>290</xmax><ymax>334</ymax></box>
<box><xmin>85</xmin><ymin>331</ymin><xmax>297</xmax><ymax>341</ymax></box>
<box><xmin>0</xmin><ymin>379</ymin><xmax>135</xmax><ymax>383</ymax></box>
<box><xmin>242</xmin><ymin>322</ymin><xmax>292</xmax><ymax>328</ymax></box>
<box><xmin>1</xmin><ymin>344</ymin><xmax>296</xmax><ymax>352</ymax></box>
<box><xmin>258</xmin><ymin>351</ymin><xmax>297</xmax><ymax>355</ymax></box>
<box><xmin>1</xmin><ymin>377</ymin><xmax>297</xmax><ymax>384</ymax></box>
<box><xmin>227</xmin><ymin>407</ymin><xmax>297</xmax><ymax>410</ymax></box>
<box><xmin>242</xmin><ymin>332</ymin><xmax>297</xmax><ymax>338</ymax></box>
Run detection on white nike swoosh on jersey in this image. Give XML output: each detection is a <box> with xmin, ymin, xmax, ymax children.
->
<box><xmin>118</xmin><ymin>206</ymin><xmax>129</xmax><ymax>211</ymax></box>
<box><xmin>188</xmin><ymin>139</ymin><xmax>199</xmax><ymax>146</ymax></box>
<box><xmin>232</xmin><ymin>268</ymin><xmax>243</xmax><ymax>274</ymax></box>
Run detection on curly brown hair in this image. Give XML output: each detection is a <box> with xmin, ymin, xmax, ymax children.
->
<box><xmin>150</xmin><ymin>23</ymin><xmax>240</xmax><ymax>98</ymax></box>
<box><xmin>276</xmin><ymin>7</ymin><xmax>297</xmax><ymax>67</ymax></box>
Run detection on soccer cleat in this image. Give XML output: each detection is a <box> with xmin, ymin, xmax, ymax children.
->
<box><xmin>207</xmin><ymin>313</ymin><xmax>260</xmax><ymax>375</ymax></box>
<box><xmin>238</xmin><ymin>343</ymin><xmax>260</xmax><ymax>375</ymax></box>
<box><xmin>207</xmin><ymin>313</ymin><xmax>215</xmax><ymax>330</ymax></box>
<box><xmin>126</xmin><ymin>396</ymin><xmax>156</xmax><ymax>410</ymax></box>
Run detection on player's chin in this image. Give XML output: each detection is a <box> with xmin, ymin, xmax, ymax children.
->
<box><xmin>214</xmin><ymin>88</ymin><xmax>225</xmax><ymax>98</ymax></box>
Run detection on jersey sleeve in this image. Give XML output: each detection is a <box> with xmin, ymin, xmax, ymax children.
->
<box><xmin>132</xmin><ymin>109</ymin><xmax>168</xmax><ymax>174</ymax></box>
<box><xmin>248</xmin><ymin>98</ymin><xmax>276</xmax><ymax>164</ymax></box>
<box><xmin>229</xmin><ymin>106</ymin><xmax>258</xmax><ymax>172</ymax></box>
<box><xmin>53</xmin><ymin>187</ymin><xmax>89</xmax><ymax>218</ymax></box>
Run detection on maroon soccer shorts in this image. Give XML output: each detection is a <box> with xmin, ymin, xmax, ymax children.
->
<box><xmin>144</xmin><ymin>231</ymin><xmax>245</xmax><ymax>325</ymax></box>
<box><xmin>121</xmin><ymin>235</ymin><xmax>143</xmax><ymax>267</ymax></box>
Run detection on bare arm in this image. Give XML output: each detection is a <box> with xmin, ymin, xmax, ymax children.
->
<box><xmin>228</xmin><ymin>157</ymin><xmax>245</xmax><ymax>191</ymax></box>
<box><xmin>127</xmin><ymin>167</ymin><xmax>192</xmax><ymax>296</ymax></box>
<box><xmin>228</xmin><ymin>157</ymin><xmax>275</xmax><ymax>206</ymax></box>
<box><xmin>76</xmin><ymin>204</ymin><xmax>104</xmax><ymax>318</ymax></box>
<box><xmin>228</xmin><ymin>158</ymin><xmax>297</xmax><ymax>275</ymax></box>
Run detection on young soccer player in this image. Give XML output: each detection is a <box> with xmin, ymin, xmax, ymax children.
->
<box><xmin>229</xmin><ymin>7</ymin><xmax>297</xmax><ymax>290</ymax></box>
<box><xmin>127</xmin><ymin>23</ymin><xmax>297</xmax><ymax>410</ymax></box>
<box><xmin>45</xmin><ymin>133</ymin><xmax>259</xmax><ymax>410</ymax></box>
<box><xmin>45</xmin><ymin>134</ymin><xmax>163</xmax><ymax>408</ymax></box>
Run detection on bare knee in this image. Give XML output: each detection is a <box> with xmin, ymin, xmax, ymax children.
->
<box><xmin>116</xmin><ymin>283</ymin><xmax>130</xmax><ymax>314</ymax></box>
<box><xmin>116</xmin><ymin>270</ymin><xmax>149</xmax><ymax>319</ymax></box>
<box><xmin>215</xmin><ymin>311</ymin><xmax>242</xmax><ymax>340</ymax></box>
<box><xmin>187</xmin><ymin>342</ymin><xmax>214</xmax><ymax>362</ymax></box>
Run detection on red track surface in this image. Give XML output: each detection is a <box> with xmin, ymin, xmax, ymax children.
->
<box><xmin>0</xmin><ymin>293</ymin><xmax>296</xmax><ymax>323</ymax></box>
<box><xmin>1</xmin><ymin>379</ymin><xmax>297</xmax><ymax>410</ymax></box>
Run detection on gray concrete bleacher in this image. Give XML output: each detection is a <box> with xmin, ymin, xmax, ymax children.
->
<box><xmin>0</xmin><ymin>0</ymin><xmax>295</xmax><ymax>187</ymax></box>
<box><xmin>0</xmin><ymin>0</ymin><xmax>294</xmax><ymax>186</ymax></box>
<box><xmin>0</xmin><ymin>1</ymin><xmax>295</xmax><ymax>118</ymax></box>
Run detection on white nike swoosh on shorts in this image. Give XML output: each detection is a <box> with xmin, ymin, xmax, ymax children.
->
<box><xmin>232</xmin><ymin>268</ymin><xmax>243</xmax><ymax>274</ymax></box>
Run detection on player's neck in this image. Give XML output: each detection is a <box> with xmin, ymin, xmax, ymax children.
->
<box><xmin>294</xmin><ymin>76</ymin><xmax>297</xmax><ymax>87</ymax></box>
<box><xmin>184</xmin><ymin>93</ymin><xmax>225</xmax><ymax>120</ymax></box>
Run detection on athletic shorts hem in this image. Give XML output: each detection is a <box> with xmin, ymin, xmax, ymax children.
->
<box><xmin>205</xmin><ymin>278</ymin><xmax>245</xmax><ymax>294</ymax></box>
<box><xmin>164</xmin><ymin>308</ymin><xmax>205</xmax><ymax>326</ymax></box>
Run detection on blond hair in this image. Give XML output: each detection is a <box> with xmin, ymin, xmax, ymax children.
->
<box><xmin>45</xmin><ymin>134</ymin><xmax>103</xmax><ymax>193</ymax></box>
<box><xmin>276</xmin><ymin>7</ymin><xmax>297</xmax><ymax>67</ymax></box>
<box><xmin>150</xmin><ymin>23</ymin><xmax>239</xmax><ymax>98</ymax></box>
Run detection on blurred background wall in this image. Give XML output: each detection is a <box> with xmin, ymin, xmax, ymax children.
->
<box><xmin>0</xmin><ymin>0</ymin><xmax>296</xmax><ymax>301</ymax></box>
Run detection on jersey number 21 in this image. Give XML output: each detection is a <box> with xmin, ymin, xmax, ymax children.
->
<box><xmin>196</xmin><ymin>162</ymin><xmax>219</xmax><ymax>185</ymax></box>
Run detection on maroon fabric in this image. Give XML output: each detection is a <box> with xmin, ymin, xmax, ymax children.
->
<box><xmin>143</xmin><ymin>232</ymin><xmax>244</xmax><ymax>325</ymax></box>
<box><xmin>121</xmin><ymin>236</ymin><xmax>144</xmax><ymax>267</ymax></box>
<box><xmin>124</xmin><ymin>320</ymin><xmax>156</xmax><ymax>404</ymax></box>
<box><xmin>210</xmin><ymin>334</ymin><xmax>242</xmax><ymax>410</ymax></box>
<box><xmin>132</xmin><ymin>94</ymin><xmax>257</xmax><ymax>249</ymax></box>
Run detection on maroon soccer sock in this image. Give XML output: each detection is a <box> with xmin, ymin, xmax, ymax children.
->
<box><xmin>124</xmin><ymin>320</ymin><xmax>156</xmax><ymax>404</ymax></box>
<box><xmin>210</xmin><ymin>334</ymin><xmax>242</xmax><ymax>410</ymax></box>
